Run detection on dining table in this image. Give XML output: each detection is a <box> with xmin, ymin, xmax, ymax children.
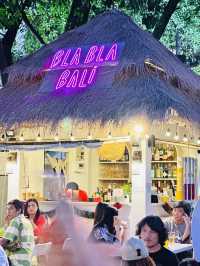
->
<box><xmin>168</xmin><ymin>243</ymin><xmax>193</xmax><ymax>254</ymax></box>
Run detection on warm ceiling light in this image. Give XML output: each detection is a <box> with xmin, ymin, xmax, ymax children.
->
<box><xmin>70</xmin><ymin>132</ymin><xmax>74</xmax><ymax>141</ymax></box>
<box><xmin>108</xmin><ymin>132</ymin><xmax>112</xmax><ymax>139</ymax></box>
<box><xmin>36</xmin><ymin>133</ymin><xmax>41</xmax><ymax>141</ymax></box>
<box><xmin>87</xmin><ymin>133</ymin><xmax>92</xmax><ymax>140</ymax></box>
<box><xmin>183</xmin><ymin>134</ymin><xmax>188</xmax><ymax>142</ymax></box>
<box><xmin>54</xmin><ymin>133</ymin><xmax>59</xmax><ymax>141</ymax></box>
<box><xmin>165</xmin><ymin>128</ymin><xmax>171</xmax><ymax>137</ymax></box>
<box><xmin>134</xmin><ymin>124</ymin><xmax>143</xmax><ymax>134</ymax></box>
<box><xmin>174</xmin><ymin>133</ymin><xmax>179</xmax><ymax>141</ymax></box>
<box><xmin>19</xmin><ymin>133</ymin><xmax>24</xmax><ymax>141</ymax></box>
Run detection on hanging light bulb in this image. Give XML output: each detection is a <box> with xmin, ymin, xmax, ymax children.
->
<box><xmin>108</xmin><ymin>131</ymin><xmax>112</xmax><ymax>139</ymax></box>
<box><xmin>174</xmin><ymin>133</ymin><xmax>179</xmax><ymax>141</ymax></box>
<box><xmin>36</xmin><ymin>133</ymin><xmax>41</xmax><ymax>141</ymax></box>
<box><xmin>70</xmin><ymin>132</ymin><xmax>74</xmax><ymax>141</ymax></box>
<box><xmin>183</xmin><ymin>134</ymin><xmax>188</xmax><ymax>142</ymax></box>
<box><xmin>87</xmin><ymin>132</ymin><xmax>92</xmax><ymax>140</ymax></box>
<box><xmin>54</xmin><ymin>133</ymin><xmax>59</xmax><ymax>141</ymax></box>
<box><xmin>19</xmin><ymin>133</ymin><xmax>24</xmax><ymax>141</ymax></box>
<box><xmin>197</xmin><ymin>137</ymin><xmax>200</xmax><ymax>145</ymax></box>
<box><xmin>165</xmin><ymin>128</ymin><xmax>171</xmax><ymax>137</ymax></box>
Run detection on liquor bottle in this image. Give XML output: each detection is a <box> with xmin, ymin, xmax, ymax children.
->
<box><xmin>159</xmin><ymin>145</ymin><xmax>164</xmax><ymax>161</ymax></box>
<box><xmin>163</xmin><ymin>145</ymin><xmax>168</xmax><ymax>161</ymax></box>
<box><xmin>124</xmin><ymin>147</ymin><xmax>129</xmax><ymax>161</ymax></box>
<box><xmin>154</xmin><ymin>147</ymin><xmax>160</xmax><ymax>161</ymax></box>
<box><xmin>151</xmin><ymin>165</ymin><xmax>155</xmax><ymax>179</ymax></box>
<box><xmin>103</xmin><ymin>188</ymin><xmax>108</xmax><ymax>202</ymax></box>
<box><xmin>152</xmin><ymin>148</ymin><xmax>155</xmax><ymax>161</ymax></box>
<box><xmin>107</xmin><ymin>184</ymin><xmax>113</xmax><ymax>202</ymax></box>
<box><xmin>168</xmin><ymin>163</ymin><xmax>172</xmax><ymax>177</ymax></box>
<box><xmin>155</xmin><ymin>164</ymin><xmax>160</xmax><ymax>178</ymax></box>
<box><xmin>160</xmin><ymin>164</ymin><xmax>163</xmax><ymax>178</ymax></box>
<box><xmin>172</xmin><ymin>165</ymin><xmax>177</xmax><ymax>178</ymax></box>
<box><xmin>163</xmin><ymin>166</ymin><xmax>168</xmax><ymax>178</ymax></box>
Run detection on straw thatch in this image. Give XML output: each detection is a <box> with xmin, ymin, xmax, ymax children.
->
<box><xmin>0</xmin><ymin>9</ymin><xmax>200</xmax><ymax>128</ymax></box>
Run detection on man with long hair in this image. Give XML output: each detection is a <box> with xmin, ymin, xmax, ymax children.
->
<box><xmin>136</xmin><ymin>216</ymin><xmax>178</xmax><ymax>266</ymax></box>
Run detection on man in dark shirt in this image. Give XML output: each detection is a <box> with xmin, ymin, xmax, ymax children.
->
<box><xmin>136</xmin><ymin>215</ymin><xmax>178</xmax><ymax>266</ymax></box>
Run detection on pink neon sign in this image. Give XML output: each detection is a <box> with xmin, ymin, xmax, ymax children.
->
<box><xmin>43</xmin><ymin>43</ymin><xmax>124</xmax><ymax>93</ymax></box>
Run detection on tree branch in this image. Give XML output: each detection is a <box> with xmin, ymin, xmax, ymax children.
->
<box><xmin>65</xmin><ymin>0</ymin><xmax>91</xmax><ymax>31</ymax></box>
<box><xmin>21</xmin><ymin>10</ymin><xmax>46</xmax><ymax>45</ymax></box>
<box><xmin>153</xmin><ymin>0</ymin><xmax>181</xmax><ymax>40</ymax></box>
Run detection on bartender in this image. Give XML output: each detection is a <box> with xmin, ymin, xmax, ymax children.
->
<box><xmin>65</xmin><ymin>182</ymin><xmax>88</xmax><ymax>202</ymax></box>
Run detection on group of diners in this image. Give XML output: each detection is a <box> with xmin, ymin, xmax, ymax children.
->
<box><xmin>0</xmin><ymin>198</ymin><xmax>198</xmax><ymax>266</ymax></box>
<box><xmin>88</xmin><ymin>200</ymin><xmax>198</xmax><ymax>266</ymax></box>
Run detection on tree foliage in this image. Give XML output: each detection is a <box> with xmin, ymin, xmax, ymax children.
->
<box><xmin>1</xmin><ymin>0</ymin><xmax>200</xmax><ymax>71</ymax></box>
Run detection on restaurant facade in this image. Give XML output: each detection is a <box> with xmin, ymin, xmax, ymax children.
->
<box><xmin>0</xmin><ymin>10</ymin><xmax>200</xmax><ymax>230</ymax></box>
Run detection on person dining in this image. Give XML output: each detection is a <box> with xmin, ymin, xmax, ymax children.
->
<box><xmin>88</xmin><ymin>203</ymin><xmax>127</xmax><ymax>244</ymax></box>
<box><xmin>0</xmin><ymin>199</ymin><xmax>34</xmax><ymax>266</ymax></box>
<box><xmin>24</xmin><ymin>198</ymin><xmax>46</xmax><ymax>237</ymax></box>
<box><xmin>164</xmin><ymin>201</ymin><xmax>191</xmax><ymax>244</ymax></box>
<box><xmin>136</xmin><ymin>215</ymin><xmax>178</xmax><ymax>266</ymax></box>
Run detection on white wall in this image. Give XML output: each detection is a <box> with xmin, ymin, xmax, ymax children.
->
<box><xmin>19</xmin><ymin>150</ymin><xmax>44</xmax><ymax>197</ymax></box>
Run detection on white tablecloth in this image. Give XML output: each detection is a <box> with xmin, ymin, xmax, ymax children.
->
<box><xmin>168</xmin><ymin>243</ymin><xmax>193</xmax><ymax>254</ymax></box>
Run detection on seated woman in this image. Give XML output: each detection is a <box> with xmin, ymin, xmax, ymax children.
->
<box><xmin>88</xmin><ymin>203</ymin><xmax>127</xmax><ymax>244</ymax></box>
<box><xmin>24</xmin><ymin>198</ymin><xmax>46</xmax><ymax>237</ymax></box>
<box><xmin>0</xmin><ymin>199</ymin><xmax>34</xmax><ymax>266</ymax></box>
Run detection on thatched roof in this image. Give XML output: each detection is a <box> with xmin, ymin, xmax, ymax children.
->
<box><xmin>0</xmin><ymin>9</ymin><xmax>200</xmax><ymax>129</ymax></box>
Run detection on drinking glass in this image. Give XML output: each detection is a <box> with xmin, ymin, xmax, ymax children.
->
<box><xmin>168</xmin><ymin>231</ymin><xmax>175</xmax><ymax>245</ymax></box>
<box><xmin>175</xmin><ymin>231</ymin><xmax>182</xmax><ymax>243</ymax></box>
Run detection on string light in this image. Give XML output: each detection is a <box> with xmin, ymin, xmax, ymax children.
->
<box><xmin>70</xmin><ymin>132</ymin><xmax>74</xmax><ymax>141</ymax></box>
<box><xmin>36</xmin><ymin>133</ymin><xmax>41</xmax><ymax>141</ymax></box>
<box><xmin>54</xmin><ymin>133</ymin><xmax>59</xmax><ymax>141</ymax></box>
<box><xmin>174</xmin><ymin>133</ymin><xmax>179</xmax><ymax>141</ymax></box>
<box><xmin>183</xmin><ymin>134</ymin><xmax>188</xmax><ymax>142</ymax></box>
<box><xmin>87</xmin><ymin>132</ymin><xmax>92</xmax><ymax>140</ymax></box>
<box><xmin>19</xmin><ymin>133</ymin><xmax>24</xmax><ymax>141</ymax></box>
<box><xmin>165</xmin><ymin>128</ymin><xmax>171</xmax><ymax>137</ymax></box>
<box><xmin>108</xmin><ymin>131</ymin><xmax>112</xmax><ymax>139</ymax></box>
<box><xmin>174</xmin><ymin>123</ymin><xmax>179</xmax><ymax>140</ymax></box>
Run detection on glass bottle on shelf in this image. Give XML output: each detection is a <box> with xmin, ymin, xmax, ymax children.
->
<box><xmin>163</xmin><ymin>166</ymin><xmax>168</xmax><ymax>178</ymax></box>
<box><xmin>168</xmin><ymin>163</ymin><xmax>172</xmax><ymax>178</ymax></box>
<box><xmin>154</xmin><ymin>147</ymin><xmax>160</xmax><ymax>161</ymax></box>
<box><xmin>107</xmin><ymin>184</ymin><xmax>113</xmax><ymax>202</ymax></box>
<box><xmin>160</xmin><ymin>164</ymin><xmax>163</xmax><ymax>178</ymax></box>
<box><xmin>155</xmin><ymin>164</ymin><xmax>160</xmax><ymax>178</ymax></box>
<box><xmin>124</xmin><ymin>147</ymin><xmax>129</xmax><ymax>161</ymax></box>
<box><xmin>159</xmin><ymin>145</ymin><xmax>164</xmax><ymax>161</ymax></box>
<box><xmin>163</xmin><ymin>146</ymin><xmax>168</xmax><ymax>161</ymax></box>
<box><xmin>172</xmin><ymin>164</ymin><xmax>177</xmax><ymax>178</ymax></box>
<box><xmin>151</xmin><ymin>165</ymin><xmax>155</xmax><ymax>179</ymax></box>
